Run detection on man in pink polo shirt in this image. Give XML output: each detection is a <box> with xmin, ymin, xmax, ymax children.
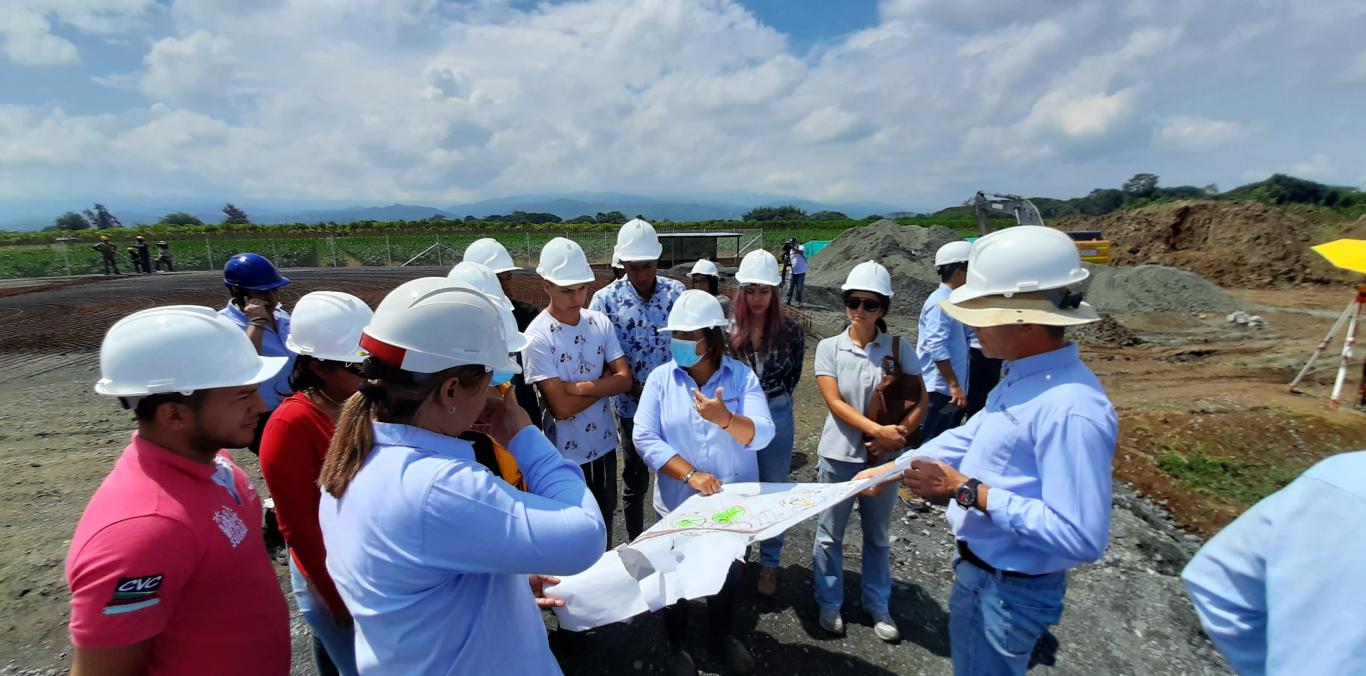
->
<box><xmin>65</xmin><ymin>305</ymin><xmax>291</xmax><ymax>676</ymax></box>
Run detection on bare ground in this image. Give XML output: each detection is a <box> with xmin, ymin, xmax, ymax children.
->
<box><xmin>3</xmin><ymin>269</ymin><xmax>1365</xmax><ymax>675</ymax></box>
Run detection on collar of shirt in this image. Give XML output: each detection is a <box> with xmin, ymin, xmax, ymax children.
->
<box><xmin>835</xmin><ymin>326</ymin><xmax>889</xmax><ymax>357</ymax></box>
<box><xmin>221</xmin><ymin>301</ymin><xmax>290</xmax><ymax>326</ymax></box>
<box><xmin>1001</xmin><ymin>343</ymin><xmax>1081</xmax><ymax>384</ymax></box>
<box><xmin>128</xmin><ymin>432</ymin><xmax>221</xmax><ymax>479</ymax></box>
<box><xmin>371</xmin><ymin>422</ymin><xmax>476</xmax><ymax>461</ymax></box>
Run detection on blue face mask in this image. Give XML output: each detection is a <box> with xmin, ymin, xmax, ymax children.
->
<box><xmin>670</xmin><ymin>338</ymin><xmax>702</xmax><ymax>368</ymax></box>
<box><xmin>490</xmin><ymin>370</ymin><xmax>514</xmax><ymax>386</ymax></box>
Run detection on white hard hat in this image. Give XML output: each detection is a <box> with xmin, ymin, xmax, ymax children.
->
<box><xmin>841</xmin><ymin>260</ymin><xmax>894</xmax><ymax>297</ymax></box>
<box><xmin>285</xmin><ymin>291</ymin><xmax>374</xmax><ymax>362</ymax></box>
<box><xmin>616</xmin><ymin>218</ymin><xmax>662</xmax><ymax>262</ymax></box>
<box><xmin>734</xmin><ymin>249</ymin><xmax>781</xmax><ymax>286</ymax></box>
<box><xmin>659</xmin><ymin>289</ymin><xmax>728</xmax><ymax>333</ymax></box>
<box><xmin>463</xmin><ymin>238</ymin><xmax>519</xmax><ymax>274</ymax></box>
<box><xmin>949</xmin><ymin>226</ymin><xmax>1089</xmax><ymax>304</ymax></box>
<box><xmin>934</xmin><ymin>241</ymin><xmax>972</xmax><ymax>267</ymax></box>
<box><xmin>446</xmin><ymin>261</ymin><xmax>530</xmax><ymax>352</ymax></box>
<box><xmin>362</xmin><ymin>280</ymin><xmax>520</xmax><ymax>375</ymax></box>
<box><xmin>536</xmin><ymin>237</ymin><xmax>596</xmax><ymax>286</ymax></box>
<box><xmin>611</xmin><ymin>246</ymin><xmax>623</xmax><ymax>269</ymax></box>
<box><xmin>95</xmin><ymin>305</ymin><xmax>287</xmax><ymax>398</ymax></box>
<box><xmin>689</xmin><ymin>259</ymin><xmax>719</xmax><ymax>277</ymax></box>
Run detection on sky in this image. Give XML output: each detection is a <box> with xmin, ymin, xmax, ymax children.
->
<box><xmin>1</xmin><ymin>0</ymin><xmax>1364</xmax><ymax>212</ymax></box>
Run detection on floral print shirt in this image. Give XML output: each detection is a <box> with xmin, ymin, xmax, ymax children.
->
<box><xmin>589</xmin><ymin>276</ymin><xmax>686</xmax><ymax>418</ymax></box>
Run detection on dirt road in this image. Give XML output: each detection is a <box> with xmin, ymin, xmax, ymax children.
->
<box><xmin>3</xmin><ymin>269</ymin><xmax>1364</xmax><ymax>674</ymax></box>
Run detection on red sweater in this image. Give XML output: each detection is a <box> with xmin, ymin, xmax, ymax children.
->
<box><xmin>258</xmin><ymin>392</ymin><xmax>347</xmax><ymax>617</ymax></box>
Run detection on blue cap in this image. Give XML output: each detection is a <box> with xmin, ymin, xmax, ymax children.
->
<box><xmin>223</xmin><ymin>253</ymin><xmax>290</xmax><ymax>292</ymax></box>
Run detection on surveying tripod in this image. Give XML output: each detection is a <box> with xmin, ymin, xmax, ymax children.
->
<box><xmin>1288</xmin><ymin>284</ymin><xmax>1366</xmax><ymax>409</ymax></box>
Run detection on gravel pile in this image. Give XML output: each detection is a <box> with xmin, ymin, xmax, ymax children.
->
<box><xmin>1069</xmin><ymin>315</ymin><xmax>1143</xmax><ymax>346</ymax></box>
<box><xmin>805</xmin><ymin>219</ymin><xmax>961</xmax><ymax>312</ymax></box>
<box><xmin>1080</xmin><ymin>264</ymin><xmax>1244</xmax><ymax>314</ymax></box>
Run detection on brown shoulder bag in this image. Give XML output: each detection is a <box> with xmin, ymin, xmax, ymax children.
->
<box><xmin>864</xmin><ymin>335</ymin><xmax>924</xmax><ymax>460</ymax></box>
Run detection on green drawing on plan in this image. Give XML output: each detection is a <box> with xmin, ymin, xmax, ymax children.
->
<box><xmin>711</xmin><ymin>506</ymin><xmax>745</xmax><ymax>524</ymax></box>
<box><xmin>673</xmin><ymin>516</ymin><xmax>705</xmax><ymax>528</ymax></box>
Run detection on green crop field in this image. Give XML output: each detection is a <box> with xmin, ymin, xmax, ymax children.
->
<box><xmin>0</xmin><ymin>223</ymin><xmax>896</xmax><ymax>280</ymax></box>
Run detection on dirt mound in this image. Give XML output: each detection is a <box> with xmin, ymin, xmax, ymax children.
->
<box><xmin>1058</xmin><ymin>200</ymin><xmax>1359</xmax><ymax>287</ymax></box>
<box><xmin>805</xmin><ymin>219</ymin><xmax>959</xmax><ymax>311</ymax></box>
<box><xmin>1069</xmin><ymin>314</ymin><xmax>1142</xmax><ymax>346</ymax></box>
<box><xmin>1080</xmin><ymin>264</ymin><xmax>1243</xmax><ymax>314</ymax></box>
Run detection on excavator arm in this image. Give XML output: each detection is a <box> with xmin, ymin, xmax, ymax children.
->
<box><xmin>966</xmin><ymin>191</ymin><xmax>1110</xmax><ymax>263</ymax></box>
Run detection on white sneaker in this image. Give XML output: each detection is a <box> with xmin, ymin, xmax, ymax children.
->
<box><xmin>818</xmin><ymin>608</ymin><xmax>845</xmax><ymax>635</ymax></box>
<box><xmin>873</xmin><ymin>613</ymin><xmax>900</xmax><ymax>642</ymax></box>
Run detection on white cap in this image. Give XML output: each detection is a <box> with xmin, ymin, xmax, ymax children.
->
<box><xmin>463</xmin><ymin>238</ymin><xmax>519</xmax><ymax>273</ymax></box>
<box><xmin>689</xmin><ymin>259</ymin><xmax>719</xmax><ymax>277</ymax></box>
<box><xmin>734</xmin><ymin>249</ymin><xmax>781</xmax><ymax>286</ymax></box>
<box><xmin>841</xmin><ymin>260</ymin><xmax>894</xmax><ymax>297</ymax></box>
<box><xmin>659</xmin><ymin>289</ymin><xmax>728</xmax><ymax>332</ymax></box>
<box><xmin>362</xmin><ymin>280</ymin><xmax>519</xmax><ymax>375</ymax></box>
<box><xmin>616</xmin><ymin>218</ymin><xmax>663</xmax><ymax>262</ymax></box>
<box><xmin>446</xmin><ymin>261</ymin><xmax>530</xmax><ymax>352</ymax></box>
<box><xmin>96</xmin><ymin>305</ymin><xmax>287</xmax><ymax>397</ymax></box>
<box><xmin>949</xmin><ymin>226</ymin><xmax>1089</xmax><ymax>304</ymax></box>
<box><xmin>934</xmin><ymin>241</ymin><xmax>972</xmax><ymax>267</ymax></box>
<box><xmin>536</xmin><ymin>237</ymin><xmax>596</xmax><ymax>286</ymax></box>
<box><xmin>285</xmin><ymin>291</ymin><xmax>373</xmax><ymax>362</ymax></box>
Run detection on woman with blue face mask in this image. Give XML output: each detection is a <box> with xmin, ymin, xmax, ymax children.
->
<box><xmin>633</xmin><ymin>289</ymin><xmax>775</xmax><ymax>675</ymax></box>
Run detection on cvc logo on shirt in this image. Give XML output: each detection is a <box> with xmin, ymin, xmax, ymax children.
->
<box><xmin>212</xmin><ymin>505</ymin><xmax>249</xmax><ymax>548</ymax></box>
<box><xmin>103</xmin><ymin>574</ymin><xmax>163</xmax><ymax>615</ymax></box>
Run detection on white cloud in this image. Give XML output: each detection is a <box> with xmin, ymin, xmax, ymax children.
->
<box><xmin>3</xmin><ymin>0</ymin><xmax>1365</xmax><ymax>208</ymax></box>
<box><xmin>0</xmin><ymin>7</ymin><xmax>79</xmax><ymax>65</ymax></box>
<box><xmin>0</xmin><ymin>0</ymin><xmax>155</xmax><ymax>66</ymax></box>
<box><xmin>793</xmin><ymin>106</ymin><xmax>873</xmax><ymax>143</ymax></box>
<box><xmin>1291</xmin><ymin>154</ymin><xmax>1333</xmax><ymax>179</ymax></box>
<box><xmin>1156</xmin><ymin>116</ymin><xmax>1248</xmax><ymax>153</ymax></box>
<box><xmin>137</xmin><ymin>31</ymin><xmax>239</xmax><ymax>107</ymax></box>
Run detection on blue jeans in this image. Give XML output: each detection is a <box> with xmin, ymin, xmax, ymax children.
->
<box><xmin>921</xmin><ymin>390</ymin><xmax>966</xmax><ymax>442</ymax></box>
<box><xmin>786</xmin><ymin>272</ymin><xmax>805</xmax><ymax>304</ymax></box>
<box><xmin>812</xmin><ymin>457</ymin><xmax>898</xmax><ymax>615</ymax></box>
<box><xmin>755</xmin><ymin>393</ymin><xmax>795</xmax><ymax>567</ymax></box>
<box><xmin>290</xmin><ymin>555</ymin><xmax>359</xmax><ymax>676</ymax></box>
<box><xmin>949</xmin><ymin>558</ymin><xmax>1066</xmax><ymax>676</ymax></box>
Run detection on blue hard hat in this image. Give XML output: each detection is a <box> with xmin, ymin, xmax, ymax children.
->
<box><xmin>223</xmin><ymin>253</ymin><xmax>290</xmax><ymax>292</ymax></box>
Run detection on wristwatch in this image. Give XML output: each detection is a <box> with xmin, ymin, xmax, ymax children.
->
<box><xmin>954</xmin><ymin>478</ymin><xmax>983</xmax><ymax>511</ymax></box>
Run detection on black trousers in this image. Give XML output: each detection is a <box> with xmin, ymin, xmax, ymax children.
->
<box><xmin>966</xmin><ymin>347</ymin><xmax>1003</xmax><ymax>419</ymax></box>
<box><xmin>581</xmin><ymin>451</ymin><xmax>617</xmax><ymax>550</ymax></box>
<box><xmin>617</xmin><ymin>416</ymin><xmax>650</xmax><ymax>541</ymax></box>
<box><xmin>664</xmin><ymin>560</ymin><xmax>742</xmax><ymax>650</ymax></box>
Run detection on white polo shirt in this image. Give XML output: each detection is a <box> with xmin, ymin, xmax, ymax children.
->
<box><xmin>813</xmin><ymin>327</ymin><xmax>918</xmax><ymax>464</ymax></box>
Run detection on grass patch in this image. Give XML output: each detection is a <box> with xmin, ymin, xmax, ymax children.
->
<box><xmin>1156</xmin><ymin>444</ymin><xmax>1302</xmax><ymax>506</ymax></box>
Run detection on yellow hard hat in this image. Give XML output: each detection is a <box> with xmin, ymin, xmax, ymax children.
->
<box><xmin>100</xmin><ymin>235</ymin><xmax>109</xmax><ymax>241</ymax></box>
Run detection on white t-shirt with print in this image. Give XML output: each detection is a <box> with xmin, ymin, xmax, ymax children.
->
<box><xmin>522</xmin><ymin>309</ymin><xmax>625</xmax><ymax>465</ymax></box>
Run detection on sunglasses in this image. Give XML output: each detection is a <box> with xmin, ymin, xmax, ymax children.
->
<box><xmin>338</xmin><ymin>362</ymin><xmax>365</xmax><ymax>377</ymax></box>
<box><xmin>844</xmin><ymin>297</ymin><xmax>884</xmax><ymax>312</ymax></box>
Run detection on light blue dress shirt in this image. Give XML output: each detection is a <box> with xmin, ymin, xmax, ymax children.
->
<box><xmin>318</xmin><ymin>423</ymin><xmax>606</xmax><ymax>675</ymax></box>
<box><xmin>916</xmin><ymin>283</ymin><xmax>971</xmax><ymax>396</ymax></box>
<box><xmin>1182</xmin><ymin>451</ymin><xmax>1366</xmax><ymax>676</ymax></box>
<box><xmin>633</xmin><ymin>356</ymin><xmax>775</xmax><ymax>515</ymax></box>
<box><xmin>218</xmin><ymin>302</ymin><xmax>295</xmax><ymax>410</ymax></box>
<box><xmin>915</xmin><ymin>343</ymin><xmax>1117</xmax><ymax>574</ymax></box>
<box><xmin>589</xmin><ymin>276</ymin><xmax>685</xmax><ymax>418</ymax></box>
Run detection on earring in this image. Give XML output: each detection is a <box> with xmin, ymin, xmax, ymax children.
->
<box><xmin>448</xmin><ymin>406</ymin><xmax>457</xmax><ymax>414</ymax></box>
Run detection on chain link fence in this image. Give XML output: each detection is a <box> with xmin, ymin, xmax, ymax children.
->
<box><xmin>0</xmin><ymin>227</ymin><xmax>770</xmax><ymax>280</ymax></box>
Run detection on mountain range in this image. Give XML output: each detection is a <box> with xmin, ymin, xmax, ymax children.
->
<box><xmin>0</xmin><ymin>192</ymin><xmax>904</xmax><ymax>230</ymax></box>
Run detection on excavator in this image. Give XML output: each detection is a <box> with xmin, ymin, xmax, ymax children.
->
<box><xmin>967</xmin><ymin>191</ymin><xmax>1111</xmax><ymax>264</ymax></box>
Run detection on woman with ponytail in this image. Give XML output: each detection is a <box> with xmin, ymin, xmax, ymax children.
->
<box><xmin>318</xmin><ymin>279</ymin><xmax>606</xmax><ymax>675</ymax></box>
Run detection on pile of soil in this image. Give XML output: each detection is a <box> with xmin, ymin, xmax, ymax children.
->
<box><xmin>1057</xmin><ymin>200</ymin><xmax>1363</xmax><ymax>287</ymax></box>
<box><xmin>805</xmin><ymin>219</ymin><xmax>959</xmax><ymax>311</ymax></box>
<box><xmin>1069</xmin><ymin>314</ymin><xmax>1143</xmax><ymax>346</ymax></box>
<box><xmin>1080</xmin><ymin>264</ymin><xmax>1244</xmax><ymax>314</ymax></box>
